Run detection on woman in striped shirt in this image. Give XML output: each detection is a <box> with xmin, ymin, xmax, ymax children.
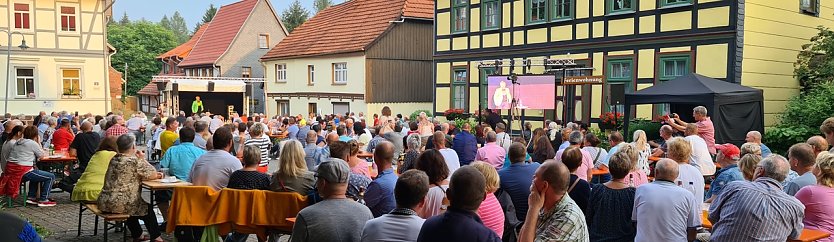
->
<box><xmin>237</xmin><ymin>123</ymin><xmax>271</xmax><ymax>173</ymax></box>
<box><xmin>470</xmin><ymin>161</ymin><xmax>505</xmax><ymax>238</ymax></box>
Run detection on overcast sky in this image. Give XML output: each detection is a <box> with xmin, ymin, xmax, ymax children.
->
<box><xmin>113</xmin><ymin>0</ymin><xmax>337</xmax><ymax>29</ymax></box>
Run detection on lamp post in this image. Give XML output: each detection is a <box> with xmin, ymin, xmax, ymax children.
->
<box><xmin>2</xmin><ymin>30</ymin><xmax>29</xmax><ymax>115</ymax></box>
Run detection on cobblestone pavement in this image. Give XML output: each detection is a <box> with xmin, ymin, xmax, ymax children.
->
<box><xmin>3</xmin><ymin>158</ymin><xmax>286</xmax><ymax>242</ymax></box>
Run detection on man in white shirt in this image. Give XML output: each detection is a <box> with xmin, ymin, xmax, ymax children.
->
<box><xmin>432</xmin><ymin>131</ymin><xmax>460</xmax><ymax>176</ymax></box>
<box><xmin>495</xmin><ymin>123</ymin><xmax>512</xmax><ymax>153</ymax></box>
<box><xmin>209</xmin><ymin>115</ymin><xmax>224</xmax><ymax>134</ymax></box>
<box><xmin>684</xmin><ymin>124</ymin><xmax>716</xmax><ymax>176</ymax></box>
<box><xmin>361</xmin><ymin>170</ymin><xmax>428</xmax><ymax>242</ymax></box>
<box><xmin>633</xmin><ymin>158</ymin><xmax>701</xmax><ymax>242</ymax></box>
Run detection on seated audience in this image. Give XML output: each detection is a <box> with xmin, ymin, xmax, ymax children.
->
<box><xmin>709</xmin><ymin>155</ymin><xmax>804</xmax><ymax>241</ymax></box>
<box><xmin>650</xmin><ymin>125</ymin><xmax>674</xmax><ymax>158</ymax></box>
<box><xmin>784</xmin><ymin>143</ymin><xmax>817</xmax><ymax>195</ymax></box>
<box><xmin>303</xmin><ymin>130</ymin><xmax>326</xmax><ymax>171</ymax></box>
<box><xmin>738</xmin><ymin>152</ymin><xmax>763</xmax><ymax>181</ymax></box>
<box><xmin>706</xmin><ymin>144</ymin><xmax>744</xmax><ymax>203</ymax></box>
<box><xmin>238</xmin><ymin>123</ymin><xmax>271</xmax><ymax>173</ymax></box>
<box><xmin>1</xmin><ymin>125</ymin><xmax>23</xmax><ymax>177</ymax></box>
<box><xmin>633</xmin><ymin>159</ymin><xmax>700</xmax><ymax>242</ymax></box>
<box><xmin>518</xmin><ymin>160</ymin><xmax>589</xmax><ymax>241</ymax></box>
<box><xmin>328</xmin><ymin>141</ymin><xmax>372</xmax><ymax>200</ymax></box>
<box><xmin>746</xmin><ymin>131</ymin><xmax>772</xmax><ymax>157</ymax></box>
<box><xmin>532</xmin><ymin>136</ymin><xmax>556</xmax><ymax>164</ymax></box>
<box><xmin>160</xmin><ymin>127</ymin><xmax>205</xmax><ymax>181</ymax></box>
<box><xmin>498</xmin><ymin>142</ymin><xmax>540</xmax><ymax>223</ymax></box>
<box><xmin>470</xmin><ymin>161</ymin><xmax>505</xmax><ymax>238</ymax></box>
<box><xmin>667</xmin><ymin>137</ymin><xmax>706</xmax><ymax>205</ymax></box>
<box><xmin>193</xmin><ymin>121</ymin><xmax>210</xmax><ymax>150</ymax></box>
<box><xmin>795</xmin><ymin>152</ymin><xmax>834</xmax><ymax>242</ymax></box>
<box><xmin>51</xmin><ymin>119</ymin><xmax>75</xmax><ymax>151</ymax></box>
<box><xmin>453</xmin><ymin>123</ymin><xmax>478</xmax><ymax>166</ymax></box>
<box><xmin>414</xmin><ymin>149</ymin><xmax>450</xmax><ymax>218</ymax></box>
<box><xmin>227</xmin><ymin>145</ymin><xmax>271</xmax><ymax>190</ymax></box>
<box><xmin>361</xmin><ymin>170</ymin><xmax>429</xmax><ymax>242</ymax></box>
<box><xmin>189</xmin><ymin>127</ymin><xmax>243</xmax><ymax>191</ymax></box>
<box><xmin>417</xmin><ymin>166</ymin><xmax>501</xmax><ymax>242</ymax></box>
<box><xmin>554</xmin><ymin>131</ymin><xmax>593</xmax><ymax>181</ymax></box>
<box><xmin>159</xmin><ymin>118</ymin><xmax>179</xmax><ymax>156</ymax></box>
<box><xmin>69</xmin><ymin>121</ymin><xmax>101</xmax><ymax>170</ymax></box>
<box><xmin>560</xmin><ymin>147</ymin><xmax>591</xmax><ymax>216</ymax></box>
<box><xmin>5</xmin><ymin>126</ymin><xmax>56</xmax><ymax>206</ymax></box>
<box><xmin>619</xmin><ymin>144</ymin><xmax>649</xmax><ymax>187</ymax></box>
<box><xmin>582</xmin><ymin>133</ymin><xmax>608</xmax><ymax>168</ymax></box>
<box><xmin>270</xmin><ymin>140</ymin><xmax>316</xmax><ymax>196</ymax></box>
<box><xmin>348</xmin><ymin>140</ymin><xmax>372</xmax><ymax>178</ymax></box>
<box><xmin>684</xmin><ymin>124</ymin><xmax>716</xmax><ymax>176</ymax></box>
<box><xmin>400</xmin><ymin>134</ymin><xmax>422</xmax><ymax>173</ymax></box>
<box><xmin>588</xmin><ymin>148</ymin><xmax>636</xmax><ymax>241</ymax></box>
<box><xmin>365</xmin><ymin>141</ymin><xmax>398</xmax><ymax>217</ymax></box>
<box><xmin>71</xmin><ymin>136</ymin><xmax>118</xmax><ymax>202</ymax></box>
<box><xmin>291</xmin><ymin>160</ymin><xmax>373</xmax><ymax>242</ymax></box>
<box><xmin>97</xmin><ymin>134</ymin><xmax>163</xmax><ymax>242</ymax></box>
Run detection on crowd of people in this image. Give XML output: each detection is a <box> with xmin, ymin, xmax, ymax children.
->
<box><xmin>0</xmin><ymin>105</ymin><xmax>833</xmax><ymax>242</ymax></box>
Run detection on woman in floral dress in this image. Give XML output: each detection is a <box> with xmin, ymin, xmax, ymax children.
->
<box><xmin>97</xmin><ymin>134</ymin><xmax>162</xmax><ymax>242</ymax></box>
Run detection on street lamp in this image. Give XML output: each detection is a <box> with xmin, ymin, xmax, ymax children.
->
<box><xmin>1</xmin><ymin>30</ymin><xmax>29</xmax><ymax>115</ymax></box>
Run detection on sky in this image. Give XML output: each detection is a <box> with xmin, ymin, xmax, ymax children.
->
<box><xmin>113</xmin><ymin>0</ymin><xmax>336</xmax><ymax>30</ymax></box>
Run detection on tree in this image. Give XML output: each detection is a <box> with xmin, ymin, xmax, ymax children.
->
<box><xmin>118</xmin><ymin>12</ymin><xmax>130</xmax><ymax>25</ymax></box>
<box><xmin>795</xmin><ymin>26</ymin><xmax>834</xmax><ymax>93</ymax></box>
<box><xmin>159</xmin><ymin>15</ymin><xmax>171</xmax><ymax>30</ymax></box>
<box><xmin>108</xmin><ymin>20</ymin><xmax>178</xmax><ymax>96</ymax></box>
<box><xmin>169</xmin><ymin>12</ymin><xmax>191</xmax><ymax>43</ymax></box>
<box><xmin>282</xmin><ymin>0</ymin><xmax>310</xmax><ymax>33</ymax></box>
<box><xmin>314</xmin><ymin>0</ymin><xmax>333</xmax><ymax>12</ymax></box>
<box><xmin>195</xmin><ymin>4</ymin><xmax>217</xmax><ymax>32</ymax></box>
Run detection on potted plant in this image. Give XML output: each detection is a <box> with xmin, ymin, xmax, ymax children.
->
<box><xmin>599</xmin><ymin>112</ymin><xmax>624</xmax><ymax>131</ymax></box>
<box><xmin>443</xmin><ymin>109</ymin><xmax>470</xmax><ymax>121</ymax></box>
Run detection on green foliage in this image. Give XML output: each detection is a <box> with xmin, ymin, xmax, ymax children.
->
<box><xmin>627</xmin><ymin>119</ymin><xmax>663</xmax><ymax>142</ymax></box>
<box><xmin>764</xmin><ymin>84</ymin><xmax>834</xmax><ymax>155</ymax></box>
<box><xmin>795</xmin><ymin>27</ymin><xmax>834</xmax><ymax>92</ymax></box>
<box><xmin>282</xmin><ymin>0</ymin><xmax>310</xmax><ymax>33</ymax></box>
<box><xmin>195</xmin><ymin>4</ymin><xmax>217</xmax><ymax>33</ymax></box>
<box><xmin>410</xmin><ymin>110</ymin><xmax>433</xmax><ymax>121</ymax></box>
<box><xmin>314</xmin><ymin>0</ymin><xmax>334</xmax><ymax>12</ymax></box>
<box><xmin>108</xmin><ymin>21</ymin><xmax>178</xmax><ymax>96</ymax></box>
<box><xmin>453</xmin><ymin>118</ymin><xmax>477</xmax><ymax>135</ymax></box>
<box><xmin>118</xmin><ymin>12</ymin><xmax>130</xmax><ymax>25</ymax></box>
<box><xmin>168</xmin><ymin>12</ymin><xmax>191</xmax><ymax>43</ymax></box>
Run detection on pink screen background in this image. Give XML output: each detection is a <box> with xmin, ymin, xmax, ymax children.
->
<box><xmin>487</xmin><ymin>75</ymin><xmax>556</xmax><ymax>110</ymax></box>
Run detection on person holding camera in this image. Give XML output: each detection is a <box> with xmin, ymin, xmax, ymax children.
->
<box><xmin>665</xmin><ymin>106</ymin><xmax>716</xmax><ymax>155</ymax></box>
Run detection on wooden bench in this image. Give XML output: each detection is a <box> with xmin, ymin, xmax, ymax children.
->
<box><xmin>83</xmin><ymin>203</ymin><xmax>130</xmax><ymax>242</ymax></box>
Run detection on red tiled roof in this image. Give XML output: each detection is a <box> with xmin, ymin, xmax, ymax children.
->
<box><xmin>261</xmin><ymin>0</ymin><xmax>434</xmax><ymax>60</ymax></box>
<box><xmin>137</xmin><ymin>81</ymin><xmax>160</xmax><ymax>96</ymax></box>
<box><xmin>179</xmin><ymin>0</ymin><xmax>259</xmax><ymax>67</ymax></box>
<box><xmin>157</xmin><ymin>24</ymin><xmax>210</xmax><ymax>59</ymax></box>
<box><xmin>402</xmin><ymin>0</ymin><xmax>434</xmax><ymax>19</ymax></box>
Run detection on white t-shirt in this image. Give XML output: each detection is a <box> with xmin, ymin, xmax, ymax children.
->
<box><xmin>685</xmin><ymin>135</ymin><xmax>716</xmax><ymax>176</ymax></box>
<box><xmin>633</xmin><ymin>181</ymin><xmax>701</xmax><ymax>242</ymax></box>
<box><xmin>361</xmin><ymin>213</ymin><xmax>425</xmax><ymax>242</ymax></box>
<box><xmin>438</xmin><ymin>148</ymin><xmax>460</xmax><ymax>176</ymax></box>
<box><xmin>495</xmin><ymin>132</ymin><xmax>512</xmax><ymax>153</ymax></box>
<box><xmin>676</xmin><ymin>163</ymin><xmax>706</xmax><ymax>205</ymax></box>
<box><xmin>417</xmin><ymin>185</ymin><xmax>449</xmax><ymax>219</ymax></box>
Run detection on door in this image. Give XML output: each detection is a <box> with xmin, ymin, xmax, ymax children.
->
<box><xmin>276</xmin><ymin>100</ymin><xmax>289</xmax><ymax>117</ymax></box>
<box><xmin>308</xmin><ymin>103</ymin><xmax>318</xmax><ymax>116</ymax></box>
<box><xmin>332</xmin><ymin>102</ymin><xmax>350</xmax><ymax>115</ymax></box>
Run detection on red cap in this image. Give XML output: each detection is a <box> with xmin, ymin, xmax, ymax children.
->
<box><xmin>715</xmin><ymin>143</ymin><xmax>740</xmax><ymax>159</ymax></box>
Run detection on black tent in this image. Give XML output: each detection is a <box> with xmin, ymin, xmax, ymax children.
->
<box><xmin>623</xmin><ymin>73</ymin><xmax>764</xmax><ymax>145</ymax></box>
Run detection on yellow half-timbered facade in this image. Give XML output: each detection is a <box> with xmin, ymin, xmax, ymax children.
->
<box><xmin>434</xmin><ymin>0</ymin><xmax>834</xmax><ymax>130</ymax></box>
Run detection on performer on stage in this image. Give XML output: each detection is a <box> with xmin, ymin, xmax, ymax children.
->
<box><xmin>493</xmin><ymin>80</ymin><xmax>512</xmax><ymax>109</ymax></box>
<box><xmin>192</xmin><ymin>96</ymin><xmax>204</xmax><ymax>115</ymax></box>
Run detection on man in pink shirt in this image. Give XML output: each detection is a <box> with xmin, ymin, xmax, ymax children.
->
<box><xmin>554</xmin><ymin>131</ymin><xmax>594</xmax><ymax>181</ymax></box>
<box><xmin>667</xmin><ymin>106</ymin><xmax>716</xmax><ymax>155</ymax></box>
<box><xmin>475</xmin><ymin>131</ymin><xmax>506</xmax><ymax>169</ymax></box>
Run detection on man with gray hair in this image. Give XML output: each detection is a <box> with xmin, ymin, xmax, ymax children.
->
<box><xmin>193</xmin><ymin>121</ymin><xmax>210</xmax><ymax>150</ymax></box>
<box><xmin>651</xmin><ymin>125</ymin><xmax>675</xmax><ymax>157</ymax></box>
<box><xmin>495</xmin><ymin>123</ymin><xmax>512</xmax><ymax>152</ymax></box>
<box><xmin>476</xmin><ymin>131</ymin><xmax>506</xmax><ymax>169</ymax></box>
<box><xmin>554</xmin><ymin>131</ymin><xmax>594</xmax><ymax>181</ymax></box>
<box><xmin>807</xmin><ymin>135</ymin><xmax>829</xmax><ymax>157</ymax></box>
<box><xmin>304</xmin><ymin>130</ymin><xmax>326</xmax><ymax>171</ymax></box>
<box><xmin>745</xmin><ymin>131</ymin><xmax>772</xmax><ymax>157</ymax></box>
<box><xmin>667</xmin><ymin>106</ymin><xmax>716</xmax><ymax>155</ymax></box>
<box><xmin>633</xmin><ymin>158</ymin><xmax>700</xmax><ymax>242</ymax></box>
<box><xmin>784</xmin><ymin>143</ymin><xmax>817</xmax><ymax>196</ymax></box>
<box><xmin>708</xmin><ymin>155</ymin><xmax>805</xmax><ymax>241</ymax></box>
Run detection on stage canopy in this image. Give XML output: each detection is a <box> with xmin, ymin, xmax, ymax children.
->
<box><xmin>166</xmin><ymin>79</ymin><xmax>246</xmax><ymax>92</ymax></box>
<box><xmin>623</xmin><ymin>73</ymin><xmax>764</xmax><ymax>145</ymax></box>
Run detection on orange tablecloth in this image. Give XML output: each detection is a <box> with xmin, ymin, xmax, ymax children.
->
<box><xmin>166</xmin><ymin>186</ymin><xmax>308</xmax><ymax>239</ymax></box>
<box><xmin>702</xmin><ymin>211</ymin><xmax>831</xmax><ymax>242</ymax></box>
<box><xmin>592</xmin><ymin>168</ymin><xmax>609</xmax><ymax>176</ymax></box>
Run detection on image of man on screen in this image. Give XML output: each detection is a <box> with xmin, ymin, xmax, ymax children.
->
<box><xmin>493</xmin><ymin>81</ymin><xmax>512</xmax><ymax>109</ymax></box>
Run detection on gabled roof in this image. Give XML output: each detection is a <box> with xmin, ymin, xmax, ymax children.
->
<box><xmin>261</xmin><ymin>0</ymin><xmax>434</xmax><ymax>60</ymax></box>
<box><xmin>402</xmin><ymin>0</ymin><xmax>434</xmax><ymax>19</ymax></box>
<box><xmin>179</xmin><ymin>0</ymin><xmax>259</xmax><ymax>67</ymax></box>
<box><xmin>157</xmin><ymin>24</ymin><xmax>210</xmax><ymax>59</ymax></box>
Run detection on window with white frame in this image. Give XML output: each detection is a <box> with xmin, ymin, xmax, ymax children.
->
<box><xmin>60</xmin><ymin>6</ymin><xmax>77</xmax><ymax>31</ymax></box>
<box><xmin>308</xmin><ymin>65</ymin><xmax>315</xmax><ymax>85</ymax></box>
<box><xmin>14</xmin><ymin>3</ymin><xmax>31</xmax><ymax>29</ymax></box>
<box><xmin>274</xmin><ymin>64</ymin><xmax>286</xmax><ymax>82</ymax></box>
<box><xmin>61</xmin><ymin>68</ymin><xmax>81</xmax><ymax>96</ymax></box>
<box><xmin>15</xmin><ymin>68</ymin><xmax>35</xmax><ymax>98</ymax></box>
<box><xmin>333</xmin><ymin>63</ymin><xmax>347</xmax><ymax>84</ymax></box>
<box><xmin>258</xmin><ymin>34</ymin><xmax>270</xmax><ymax>49</ymax></box>
<box><xmin>242</xmin><ymin>66</ymin><xmax>251</xmax><ymax>78</ymax></box>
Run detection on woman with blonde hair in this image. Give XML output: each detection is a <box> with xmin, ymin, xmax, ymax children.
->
<box><xmin>740</xmin><ymin>142</ymin><xmax>762</xmax><ymax>157</ymax></box>
<box><xmin>666</xmin><ymin>137</ymin><xmax>705</xmax><ymax>203</ymax></box>
<box><xmin>417</xmin><ymin>112</ymin><xmax>434</xmax><ymax>137</ymax></box>
<box><xmin>795</xmin><ymin>152</ymin><xmax>834</xmax><ymax>241</ymax></box>
<box><xmin>618</xmin><ymin>144</ymin><xmax>649</xmax><ymax>187</ymax></box>
<box><xmin>737</xmin><ymin>153</ymin><xmax>762</xmax><ymax>181</ymax></box>
<box><xmin>378</xmin><ymin>106</ymin><xmax>393</xmax><ymax>126</ymax></box>
<box><xmin>269</xmin><ymin>140</ymin><xmax>315</xmax><ymax>195</ymax></box>
<box><xmin>631</xmin><ymin>130</ymin><xmax>651</xmax><ymax>175</ymax></box>
<box><xmin>470</xmin><ymin>161</ymin><xmax>505</xmax><ymax>238</ymax></box>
